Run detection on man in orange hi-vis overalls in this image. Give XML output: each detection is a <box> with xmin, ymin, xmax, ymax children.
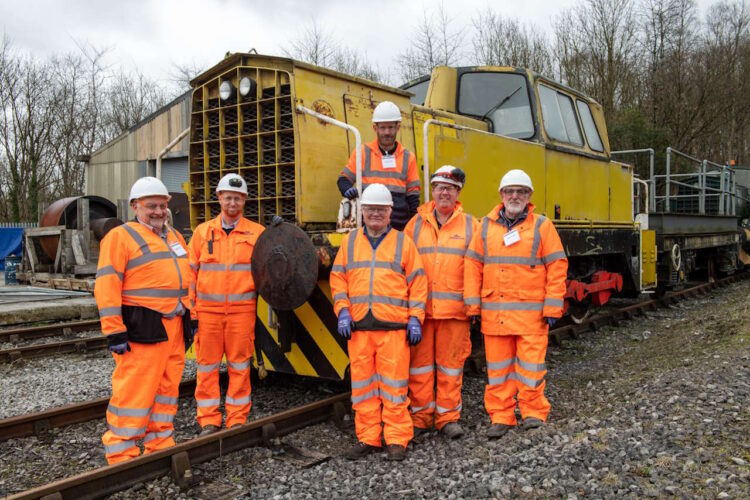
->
<box><xmin>95</xmin><ymin>176</ymin><xmax>191</xmax><ymax>464</ymax></box>
<box><xmin>464</xmin><ymin>169</ymin><xmax>568</xmax><ymax>439</ymax></box>
<box><xmin>188</xmin><ymin>173</ymin><xmax>265</xmax><ymax>435</ymax></box>
<box><xmin>330</xmin><ymin>183</ymin><xmax>428</xmax><ymax>461</ymax></box>
<box><xmin>403</xmin><ymin>165</ymin><xmax>480</xmax><ymax>440</ymax></box>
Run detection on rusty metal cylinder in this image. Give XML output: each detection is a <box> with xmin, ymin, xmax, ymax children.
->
<box><xmin>39</xmin><ymin>196</ymin><xmax>118</xmax><ymax>261</ymax></box>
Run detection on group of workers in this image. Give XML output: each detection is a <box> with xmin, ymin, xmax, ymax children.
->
<box><xmin>94</xmin><ymin>100</ymin><xmax>567</xmax><ymax>466</ymax></box>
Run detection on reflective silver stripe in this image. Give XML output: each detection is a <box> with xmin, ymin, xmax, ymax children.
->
<box><xmin>226</xmin><ymin>395</ymin><xmax>251</xmax><ymax>405</ymax></box>
<box><xmin>511</xmin><ymin>371</ymin><xmax>545</xmax><ymax>388</ymax></box>
<box><xmin>466</xmin><ymin>249</ymin><xmax>483</xmax><ymax>261</ymax></box>
<box><xmin>409</xmin><ymin>364</ymin><xmax>434</xmax><ymax>375</ymax></box>
<box><xmin>488</xmin><ymin>373</ymin><xmax>511</xmax><ymax>385</ymax></box>
<box><xmin>481</xmin><ymin>217</ymin><xmax>490</xmax><ymax>264</ymax></box>
<box><xmin>429</xmin><ymin>291</ymin><xmax>463</xmax><ymax>302</ymax></box>
<box><xmin>144</xmin><ymin>429</ymin><xmax>173</xmax><ymax>442</ymax></box>
<box><xmin>126</xmin><ymin>251</ymin><xmax>174</xmax><ymax>270</ymax></box>
<box><xmin>122</xmin><ymin>223</ymin><xmax>150</xmax><ymax>254</ymax></box>
<box><xmin>196</xmin><ymin>291</ymin><xmax>225</xmax><ymax>302</ymax></box>
<box><xmin>435</xmin><ymin>246</ymin><xmax>465</xmax><ymax>256</ymax></box>
<box><xmin>154</xmin><ymin>394</ymin><xmax>178</xmax><ymax>406</ymax></box>
<box><xmin>351</xmin><ymin>374</ymin><xmax>378</xmax><ymax>389</ymax></box>
<box><xmin>393</xmin><ymin>231</ymin><xmax>404</xmax><ymax>272</ymax></box>
<box><xmin>107</xmin><ymin>424</ymin><xmax>147</xmax><ymax>437</ymax></box>
<box><xmin>149</xmin><ymin>412</ymin><xmax>175</xmax><ymax>423</ymax></box>
<box><xmin>196</xmin><ymin>398</ymin><xmax>221</xmax><ymax>407</ymax></box>
<box><xmin>437</xmin><ymin>364</ymin><xmax>463</xmax><ymax>377</ymax></box>
<box><xmin>345</xmin><ymin>229</ymin><xmax>358</xmax><ymax>272</ymax></box>
<box><xmin>104</xmin><ymin>440</ymin><xmax>137</xmax><ymax>455</ymax></box>
<box><xmin>409</xmin><ymin>300</ymin><xmax>426</xmax><ymax>310</ymax></box>
<box><xmin>407</xmin><ymin>180</ymin><xmax>421</xmax><ymax>189</ymax></box>
<box><xmin>485</xmin><ymin>255</ymin><xmax>542</xmax><ymax>265</ymax></box>
<box><xmin>411</xmin><ymin>401</ymin><xmax>436</xmax><ymax>412</ymax></box>
<box><xmin>413</xmin><ymin>215</ymin><xmax>423</xmax><ymax>245</ymax></box>
<box><xmin>96</xmin><ymin>265</ymin><xmax>123</xmax><ymax>280</ymax></box>
<box><xmin>378</xmin><ymin>373</ymin><xmax>409</xmax><ymax>389</ymax></box>
<box><xmin>123</xmin><ymin>288</ymin><xmax>187</xmax><ymax>298</ymax></box>
<box><xmin>331</xmin><ymin>264</ymin><xmax>346</xmax><ymax>273</ymax></box>
<box><xmin>464</xmin><ymin>297</ymin><xmax>480</xmax><ymax>306</ymax></box>
<box><xmin>228</xmin><ymin>359</ymin><xmax>251</xmax><ymax>370</ymax></box>
<box><xmin>418</xmin><ymin>247</ymin><xmax>436</xmax><ymax>255</ymax></box>
<box><xmin>436</xmin><ymin>403</ymin><xmax>462</xmax><ymax>414</ymax></box>
<box><xmin>486</xmin><ymin>358</ymin><xmax>515</xmax><ymax>371</ymax></box>
<box><xmin>516</xmin><ymin>358</ymin><xmax>546</xmax><ymax>372</ymax></box>
<box><xmin>98</xmin><ymin>306</ymin><xmax>122</xmax><ymax>318</ymax></box>
<box><xmin>529</xmin><ymin>215</ymin><xmax>546</xmax><ymax>264</ymax></box>
<box><xmin>229</xmin><ymin>263</ymin><xmax>252</xmax><ymax>271</ymax></box>
<box><xmin>465</xmin><ymin>214</ymin><xmax>473</xmax><ymax>251</ymax></box>
<box><xmin>228</xmin><ymin>292</ymin><xmax>257</xmax><ymax>301</ymax></box>
<box><xmin>544</xmin><ymin>298</ymin><xmax>564</xmax><ymax>308</ymax></box>
<box><xmin>199</xmin><ymin>262</ymin><xmax>226</xmax><ymax>271</ymax></box>
<box><xmin>197</xmin><ymin>361</ymin><xmax>221</xmax><ymax>372</ymax></box>
<box><xmin>189</xmin><ymin>263</ymin><xmax>199</xmax><ymax>272</ymax></box>
<box><xmin>542</xmin><ymin>250</ymin><xmax>567</xmax><ymax>264</ymax></box>
<box><xmin>380</xmin><ymin>391</ymin><xmax>408</xmax><ymax>404</ymax></box>
<box><xmin>333</xmin><ymin>292</ymin><xmax>348</xmax><ymax>303</ymax></box>
<box><xmin>107</xmin><ymin>405</ymin><xmax>151</xmax><ymax>418</ymax></box>
<box><xmin>401</xmin><ymin>149</ymin><xmax>410</xmax><ymax>179</ymax></box>
<box><xmin>348</xmin><ymin>260</ymin><xmax>401</xmax><ymax>271</ymax></box>
<box><xmin>351</xmin><ymin>388</ymin><xmax>379</xmax><ymax>404</ymax></box>
<box><xmin>363</xmin><ymin>145</ymin><xmax>371</xmax><ymax>174</ymax></box>
<box><xmin>481</xmin><ymin>301</ymin><xmax>544</xmax><ymax>311</ymax></box>
<box><xmin>350</xmin><ymin>295</ymin><xmax>408</xmax><ymax>307</ymax></box>
<box><xmin>406</xmin><ymin>268</ymin><xmax>425</xmax><ymax>285</ymax></box>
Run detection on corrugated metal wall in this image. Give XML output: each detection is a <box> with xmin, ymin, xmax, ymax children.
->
<box><xmin>162</xmin><ymin>157</ymin><xmax>189</xmax><ymax>193</ymax></box>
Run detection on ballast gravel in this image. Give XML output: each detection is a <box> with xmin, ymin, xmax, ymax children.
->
<box><xmin>2</xmin><ymin>279</ymin><xmax>749</xmax><ymax>498</ymax></box>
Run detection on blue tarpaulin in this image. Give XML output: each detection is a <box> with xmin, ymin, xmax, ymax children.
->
<box><xmin>0</xmin><ymin>228</ymin><xmax>23</xmax><ymax>270</ymax></box>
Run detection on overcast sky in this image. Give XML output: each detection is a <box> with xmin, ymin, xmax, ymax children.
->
<box><xmin>1</xmin><ymin>0</ymin><xmax>719</xmax><ymax>88</ymax></box>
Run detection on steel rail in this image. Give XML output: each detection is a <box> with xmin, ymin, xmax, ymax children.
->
<box><xmin>0</xmin><ymin>336</ymin><xmax>107</xmax><ymax>363</ymax></box>
<box><xmin>0</xmin><ymin>319</ymin><xmax>101</xmax><ymax>343</ymax></box>
<box><xmin>9</xmin><ymin>392</ymin><xmax>351</xmax><ymax>500</ymax></box>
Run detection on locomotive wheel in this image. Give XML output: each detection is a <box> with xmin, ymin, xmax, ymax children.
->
<box><xmin>567</xmin><ymin>300</ymin><xmax>592</xmax><ymax>324</ymax></box>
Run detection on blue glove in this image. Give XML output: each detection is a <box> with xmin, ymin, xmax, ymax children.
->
<box><xmin>109</xmin><ymin>341</ymin><xmax>130</xmax><ymax>355</ymax></box>
<box><xmin>343</xmin><ymin>187</ymin><xmax>359</xmax><ymax>199</ymax></box>
<box><xmin>545</xmin><ymin>317</ymin><xmax>557</xmax><ymax>328</ymax></box>
<box><xmin>337</xmin><ymin>308</ymin><xmax>353</xmax><ymax>339</ymax></box>
<box><xmin>407</xmin><ymin>316</ymin><xmax>422</xmax><ymax>345</ymax></box>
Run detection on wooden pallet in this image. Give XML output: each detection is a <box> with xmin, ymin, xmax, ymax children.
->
<box><xmin>15</xmin><ymin>271</ymin><xmax>95</xmax><ymax>292</ymax></box>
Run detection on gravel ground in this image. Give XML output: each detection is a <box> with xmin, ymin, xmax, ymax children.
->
<box><xmin>2</xmin><ymin>279</ymin><xmax>749</xmax><ymax>498</ymax></box>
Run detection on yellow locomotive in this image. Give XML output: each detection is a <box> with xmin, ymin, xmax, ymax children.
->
<box><xmin>187</xmin><ymin>53</ymin><xmax>657</xmax><ymax>380</ymax></box>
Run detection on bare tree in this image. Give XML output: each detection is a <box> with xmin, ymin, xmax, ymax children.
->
<box><xmin>101</xmin><ymin>67</ymin><xmax>170</xmax><ymax>139</ymax></box>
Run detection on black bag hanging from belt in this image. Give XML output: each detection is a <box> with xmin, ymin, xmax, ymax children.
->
<box><xmin>122</xmin><ymin>305</ymin><xmax>168</xmax><ymax>343</ymax></box>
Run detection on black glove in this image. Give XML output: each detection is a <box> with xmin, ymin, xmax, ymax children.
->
<box><xmin>185</xmin><ymin>319</ymin><xmax>197</xmax><ymax>352</ymax></box>
<box><xmin>470</xmin><ymin>315</ymin><xmax>481</xmax><ymax>335</ymax></box>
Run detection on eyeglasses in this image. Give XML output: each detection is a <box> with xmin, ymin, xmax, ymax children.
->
<box><xmin>140</xmin><ymin>202</ymin><xmax>168</xmax><ymax>211</ymax></box>
<box><xmin>363</xmin><ymin>206</ymin><xmax>389</xmax><ymax>214</ymax></box>
<box><xmin>433</xmin><ymin>184</ymin><xmax>458</xmax><ymax>193</ymax></box>
<box><xmin>501</xmin><ymin>188</ymin><xmax>531</xmax><ymax>197</ymax></box>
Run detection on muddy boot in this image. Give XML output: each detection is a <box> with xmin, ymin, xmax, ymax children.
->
<box><xmin>199</xmin><ymin>424</ymin><xmax>220</xmax><ymax>436</ymax></box>
<box><xmin>521</xmin><ymin>417</ymin><xmax>544</xmax><ymax>430</ymax></box>
<box><xmin>440</xmin><ymin>422</ymin><xmax>465</xmax><ymax>440</ymax></box>
<box><xmin>487</xmin><ymin>423</ymin><xmax>515</xmax><ymax>439</ymax></box>
<box><xmin>344</xmin><ymin>442</ymin><xmax>379</xmax><ymax>460</ymax></box>
<box><xmin>386</xmin><ymin>444</ymin><xmax>406</xmax><ymax>461</ymax></box>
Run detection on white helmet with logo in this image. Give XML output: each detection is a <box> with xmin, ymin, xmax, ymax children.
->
<box><xmin>360</xmin><ymin>183</ymin><xmax>393</xmax><ymax>206</ymax></box>
<box><xmin>372</xmin><ymin>101</ymin><xmax>402</xmax><ymax>123</ymax></box>
<box><xmin>129</xmin><ymin>177</ymin><xmax>170</xmax><ymax>202</ymax></box>
<box><xmin>499</xmin><ymin>169</ymin><xmax>534</xmax><ymax>193</ymax></box>
<box><xmin>216</xmin><ymin>173</ymin><xmax>248</xmax><ymax>195</ymax></box>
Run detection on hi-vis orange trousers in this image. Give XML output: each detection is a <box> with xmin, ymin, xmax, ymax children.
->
<box><xmin>194</xmin><ymin>312</ymin><xmax>254</xmax><ymax>429</ymax></box>
<box><xmin>409</xmin><ymin>318</ymin><xmax>471</xmax><ymax>430</ymax></box>
<box><xmin>102</xmin><ymin>316</ymin><xmax>185</xmax><ymax>464</ymax></box>
<box><xmin>349</xmin><ymin>329</ymin><xmax>413</xmax><ymax>447</ymax></box>
<box><xmin>484</xmin><ymin>334</ymin><xmax>550</xmax><ymax>425</ymax></box>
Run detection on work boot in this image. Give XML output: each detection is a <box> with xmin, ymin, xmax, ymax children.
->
<box><xmin>487</xmin><ymin>423</ymin><xmax>515</xmax><ymax>439</ymax></box>
<box><xmin>413</xmin><ymin>426</ymin><xmax>430</xmax><ymax>439</ymax></box>
<box><xmin>199</xmin><ymin>424</ymin><xmax>220</xmax><ymax>436</ymax></box>
<box><xmin>344</xmin><ymin>441</ymin><xmax>378</xmax><ymax>460</ymax></box>
<box><xmin>521</xmin><ymin>417</ymin><xmax>544</xmax><ymax>430</ymax></box>
<box><xmin>386</xmin><ymin>444</ymin><xmax>406</xmax><ymax>461</ymax></box>
<box><xmin>440</xmin><ymin>422</ymin><xmax>465</xmax><ymax>440</ymax></box>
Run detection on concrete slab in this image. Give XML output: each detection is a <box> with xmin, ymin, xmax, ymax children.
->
<box><xmin>0</xmin><ymin>283</ymin><xmax>98</xmax><ymax>326</ymax></box>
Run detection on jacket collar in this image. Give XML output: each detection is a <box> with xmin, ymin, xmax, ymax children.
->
<box><xmin>209</xmin><ymin>215</ymin><xmax>255</xmax><ymax>235</ymax></box>
<box><xmin>367</xmin><ymin>139</ymin><xmax>404</xmax><ymax>158</ymax></box>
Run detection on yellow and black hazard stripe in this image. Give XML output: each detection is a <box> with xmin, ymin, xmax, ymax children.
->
<box><xmin>253</xmin><ymin>281</ymin><xmax>350</xmax><ymax>380</ymax></box>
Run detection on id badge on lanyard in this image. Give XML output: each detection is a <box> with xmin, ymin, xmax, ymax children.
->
<box><xmin>169</xmin><ymin>240</ymin><xmax>187</xmax><ymax>256</ymax></box>
<box><xmin>503</xmin><ymin>229</ymin><xmax>520</xmax><ymax>246</ymax></box>
<box><xmin>381</xmin><ymin>155</ymin><xmax>397</xmax><ymax>169</ymax></box>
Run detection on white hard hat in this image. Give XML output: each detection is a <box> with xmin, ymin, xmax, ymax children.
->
<box><xmin>372</xmin><ymin>101</ymin><xmax>402</xmax><ymax>123</ymax></box>
<box><xmin>129</xmin><ymin>177</ymin><xmax>170</xmax><ymax>202</ymax></box>
<box><xmin>360</xmin><ymin>183</ymin><xmax>393</xmax><ymax>206</ymax></box>
<box><xmin>216</xmin><ymin>173</ymin><xmax>248</xmax><ymax>195</ymax></box>
<box><xmin>430</xmin><ymin>165</ymin><xmax>466</xmax><ymax>188</ymax></box>
<box><xmin>499</xmin><ymin>169</ymin><xmax>534</xmax><ymax>193</ymax></box>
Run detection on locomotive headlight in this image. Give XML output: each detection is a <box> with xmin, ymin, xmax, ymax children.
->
<box><xmin>239</xmin><ymin>76</ymin><xmax>255</xmax><ymax>98</ymax></box>
<box><xmin>219</xmin><ymin>80</ymin><xmax>235</xmax><ymax>101</ymax></box>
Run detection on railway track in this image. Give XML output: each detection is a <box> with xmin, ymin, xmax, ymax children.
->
<box><xmin>0</xmin><ymin>319</ymin><xmax>101</xmax><ymax>343</ymax></box>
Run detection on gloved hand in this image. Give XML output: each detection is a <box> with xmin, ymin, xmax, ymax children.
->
<box><xmin>470</xmin><ymin>315</ymin><xmax>481</xmax><ymax>335</ymax></box>
<box><xmin>407</xmin><ymin>316</ymin><xmax>422</xmax><ymax>346</ymax></box>
<box><xmin>545</xmin><ymin>317</ymin><xmax>557</xmax><ymax>328</ymax></box>
<box><xmin>271</xmin><ymin>215</ymin><xmax>284</xmax><ymax>226</ymax></box>
<box><xmin>343</xmin><ymin>187</ymin><xmax>358</xmax><ymax>199</ymax></box>
<box><xmin>185</xmin><ymin>319</ymin><xmax>197</xmax><ymax>352</ymax></box>
<box><xmin>337</xmin><ymin>308</ymin><xmax>353</xmax><ymax>339</ymax></box>
<box><xmin>109</xmin><ymin>341</ymin><xmax>130</xmax><ymax>355</ymax></box>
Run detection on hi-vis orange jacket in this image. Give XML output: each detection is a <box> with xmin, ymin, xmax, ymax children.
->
<box><xmin>340</xmin><ymin>140</ymin><xmax>420</xmax><ymax>197</ymax></box>
<box><xmin>464</xmin><ymin>203</ymin><xmax>568</xmax><ymax>335</ymax></box>
<box><xmin>404</xmin><ymin>201</ymin><xmax>480</xmax><ymax>320</ymax></box>
<box><xmin>330</xmin><ymin>228</ymin><xmax>428</xmax><ymax>328</ymax></box>
<box><xmin>95</xmin><ymin>222</ymin><xmax>190</xmax><ymax>337</ymax></box>
<box><xmin>187</xmin><ymin>216</ymin><xmax>265</xmax><ymax>317</ymax></box>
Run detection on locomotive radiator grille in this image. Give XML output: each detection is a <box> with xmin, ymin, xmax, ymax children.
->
<box><xmin>189</xmin><ymin>68</ymin><xmax>296</xmax><ymax>227</ymax></box>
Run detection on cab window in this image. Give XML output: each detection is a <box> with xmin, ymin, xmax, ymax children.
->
<box><xmin>576</xmin><ymin>100</ymin><xmax>604</xmax><ymax>152</ymax></box>
<box><xmin>402</xmin><ymin>78</ymin><xmax>430</xmax><ymax>106</ymax></box>
<box><xmin>457</xmin><ymin>72</ymin><xmax>534</xmax><ymax>139</ymax></box>
<box><xmin>538</xmin><ymin>84</ymin><xmax>583</xmax><ymax>146</ymax></box>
